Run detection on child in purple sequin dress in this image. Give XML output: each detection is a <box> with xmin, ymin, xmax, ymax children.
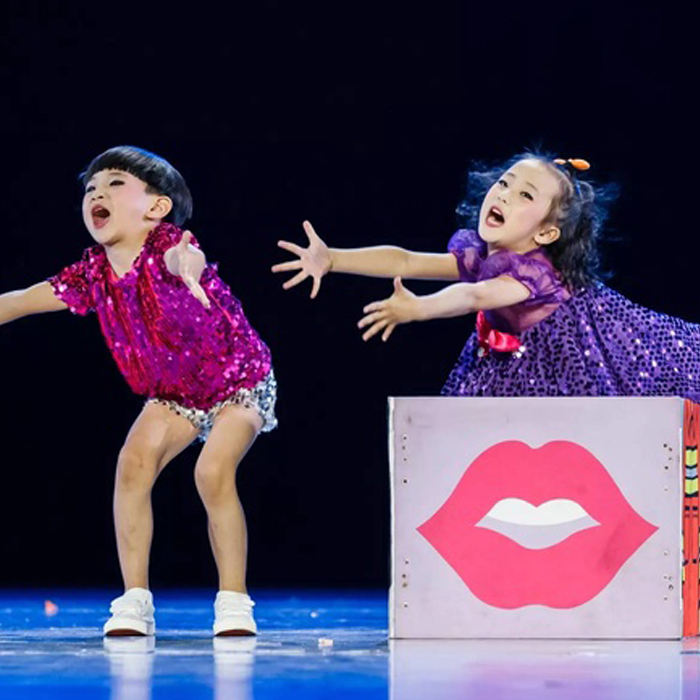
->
<box><xmin>0</xmin><ymin>146</ymin><xmax>275</xmax><ymax>637</ymax></box>
<box><xmin>274</xmin><ymin>152</ymin><xmax>700</xmax><ymax>402</ymax></box>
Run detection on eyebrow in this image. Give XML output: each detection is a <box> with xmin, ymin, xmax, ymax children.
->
<box><xmin>503</xmin><ymin>172</ymin><xmax>540</xmax><ymax>193</ymax></box>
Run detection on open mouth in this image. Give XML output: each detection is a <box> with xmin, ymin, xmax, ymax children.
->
<box><xmin>91</xmin><ymin>204</ymin><xmax>111</xmax><ymax>229</ymax></box>
<box><xmin>485</xmin><ymin>206</ymin><xmax>505</xmax><ymax>227</ymax></box>
<box><xmin>418</xmin><ymin>441</ymin><xmax>658</xmax><ymax>609</ymax></box>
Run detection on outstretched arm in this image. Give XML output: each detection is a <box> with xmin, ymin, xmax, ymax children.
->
<box><xmin>358</xmin><ymin>275</ymin><xmax>531</xmax><ymax>342</ymax></box>
<box><xmin>272</xmin><ymin>220</ymin><xmax>460</xmax><ymax>298</ymax></box>
<box><xmin>164</xmin><ymin>230</ymin><xmax>211</xmax><ymax>309</ymax></box>
<box><xmin>0</xmin><ymin>281</ymin><xmax>68</xmax><ymax>326</ymax></box>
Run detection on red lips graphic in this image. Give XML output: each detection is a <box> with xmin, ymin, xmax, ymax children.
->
<box><xmin>418</xmin><ymin>441</ymin><xmax>658</xmax><ymax>609</ymax></box>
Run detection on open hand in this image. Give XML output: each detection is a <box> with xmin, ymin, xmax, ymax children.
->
<box><xmin>174</xmin><ymin>231</ymin><xmax>210</xmax><ymax>309</ymax></box>
<box><xmin>357</xmin><ymin>277</ymin><xmax>420</xmax><ymax>342</ymax></box>
<box><xmin>272</xmin><ymin>220</ymin><xmax>331</xmax><ymax>299</ymax></box>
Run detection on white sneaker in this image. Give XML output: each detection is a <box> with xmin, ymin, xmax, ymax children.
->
<box><xmin>213</xmin><ymin>591</ymin><xmax>257</xmax><ymax>636</ymax></box>
<box><xmin>103</xmin><ymin>588</ymin><xmax>155</xmax><ymax>637</ymax></box>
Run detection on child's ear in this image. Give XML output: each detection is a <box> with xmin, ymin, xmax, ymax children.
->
<box><xmin>147</xmin><ymin>195</ymin><xmax>173</xmax><ymax>220</ymax></box>
<box><xmin>535</xmin><ymin>226</ymin><xmax>561</xmax><ymax>246</ymax></box>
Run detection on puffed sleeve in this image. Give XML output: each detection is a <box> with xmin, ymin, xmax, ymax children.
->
<box><xmin>479</xmin><ymin>250</ymin><xmax>567</xmax><ymax>305</ymax></box>
<box><xmin>447</xmin><ymin>229</ymin><xmax>486</xmax><ymax>282</ymax></box>
<box><xmin>48</xmin><ymin>253</ymin><xmax>95</xmax><ymax>316</ymax></box>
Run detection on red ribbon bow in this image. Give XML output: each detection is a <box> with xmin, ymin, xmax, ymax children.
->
<box><xmin>476</xmin><ymin>311</ymin><xmax>522</xmax><ymax>356</ymax></box>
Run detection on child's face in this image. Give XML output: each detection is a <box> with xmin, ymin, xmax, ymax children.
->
<box><xmin>478</xmin><ymin>159</ymin><xmax>562</xmax><ymax>252</ymax></box>
<box><xmin>82</xmin><ymin>170</ymin><xmax>169</xmax><ymax>243</ymax></box>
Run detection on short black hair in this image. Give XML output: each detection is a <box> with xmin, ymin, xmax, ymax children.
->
<box><xmin>81</xmin><ymin>146</ymin><xmax>193</xmax><ymax>225</ymax></box>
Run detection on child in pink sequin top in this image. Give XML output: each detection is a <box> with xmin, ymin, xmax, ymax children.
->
<box><xmin>51</xmin><ymin>221</ymin><xmax>275</xmax><ymax>425</ymax></box>
<box><xmin>0</xmin><ymin>146</ymin><xmax>274</xmax><ymax>638</ymax></box>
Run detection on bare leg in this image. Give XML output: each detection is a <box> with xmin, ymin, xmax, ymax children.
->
<box><xmin>194</xmin><ymin>405</ymin><xmax>262</xmax><ymax>592</ymax></box>
<box><xmin>114</xmin><ymin>402</ymin><xmax>199</xmax><ymax>591</ymax></box>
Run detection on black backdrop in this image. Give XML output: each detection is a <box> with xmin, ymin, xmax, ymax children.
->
<box><xmin>0</xmin><ymin>3</ymin><xmax>694</xmax><ymax>588</ymax></box>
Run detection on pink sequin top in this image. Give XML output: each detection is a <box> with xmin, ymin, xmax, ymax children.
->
<box><xmin>49</xmin><ymin>223</ymin><xmax>272</xmax><ymax>411</ymax></box>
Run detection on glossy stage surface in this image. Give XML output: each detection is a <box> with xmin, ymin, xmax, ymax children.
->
<box><xmin>0</xmin><ymin>590</ymin><xmax>697</xmax><ymax>699</ymax></box>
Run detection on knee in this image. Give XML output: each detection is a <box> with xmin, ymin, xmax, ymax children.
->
<box><xmin>116</xmin><ymin>448</ymin><xmax>159</xmax><ymax>493</ymax></box>
<box><xmin>195</xmin><ymin>459</ymin><xmax>235</xmax><ymax>506</ymax></box>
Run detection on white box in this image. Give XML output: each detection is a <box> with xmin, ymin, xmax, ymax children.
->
<box><xmin>389</xmin><ymin>397</ymin><xmax>700</xmax><ymax>639</ymax></box>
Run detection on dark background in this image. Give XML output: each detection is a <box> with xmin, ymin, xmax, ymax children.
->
<box><xmin>0</xmin><ymin>3</ymin><xmax>693</xmax><ymax>589</ymax></box>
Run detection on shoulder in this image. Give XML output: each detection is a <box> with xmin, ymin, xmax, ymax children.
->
<box><xmin>447</xmin><ymin>229</ymin><xmax>487</xmax><ymax>282</ymax></box>
<box><xmin>149</xmin><ymin>222</ymin><xmax>183</xmax><ymax>251</ymax></box>
<box><xmin>48</xmin><ymin>243</ymin><xmax>105</xmax><ymax>315</ymax></box>
<box><xmin>148</xmin><ymin>222</ymin><xmax>202</xmax><ymax>256</ymax></box>
<box><xmin>448</xmin><ymin>229</ymin><xmax>485</xmax><ymax>256</ymax></box>
<box><xmin>56</xmin><ymin>243</ymin><xmax>105</xmax><ymax>281</ymax></box>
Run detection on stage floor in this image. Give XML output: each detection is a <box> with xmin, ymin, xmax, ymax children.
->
<box><xmin>0</xmin><ymin>590</ymin><xmax>697</xmax><ymax>699</ymax></box>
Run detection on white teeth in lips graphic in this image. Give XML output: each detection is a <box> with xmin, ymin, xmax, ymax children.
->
<box><xmin>485</xmin><ymin>498</ymin><xmax>590</xmax><ymax>525</ymax></box>
<box><xmin>475</xmin><ymin>498</ymin><xmax>601</xmax><ymax>550</ymax></box>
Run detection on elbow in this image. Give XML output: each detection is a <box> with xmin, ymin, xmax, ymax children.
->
<box><xmin>464</xmin><ymin>284</ymin><xmax>485</xmax><ymax>313</ymax></box>
<box><xmin>467</xmin><ymin>281</ymin><xmax>507</xmax><ymax>312</ymax></box>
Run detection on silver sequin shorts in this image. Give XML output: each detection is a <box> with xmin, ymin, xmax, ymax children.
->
<box><xmin>148</xmin><ymin>370</ymin><xmax>278</xmax><ymax>441</ymax></box>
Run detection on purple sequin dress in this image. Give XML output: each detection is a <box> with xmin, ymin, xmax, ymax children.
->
<box><xmin>49</xmin><ymin>223</ymin><xmax>276</xmax><ymax>431</ymax></box>
<box><xmin>442</xmin><ymin>229</ymin><xmax>700</xmax><ymax>402</ymax></box>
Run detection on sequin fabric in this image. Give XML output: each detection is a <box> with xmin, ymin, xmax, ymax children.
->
<box><xmin>49</xmin><ymin>223</ymin><xmax>276</xmax><ymax>425</ymax></box>
<box><xmin>442</xmin><ymin>229</ymin><xmax>700</xmax><ymax>401</ymax></box>
<box><xmin>150</xmin><ymin>370</ymin><xmax>277</xmax><ymax>440</ymax></box>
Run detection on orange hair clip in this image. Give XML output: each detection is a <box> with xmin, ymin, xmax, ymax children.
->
<box><xmin>554</xmin><ymin>157</ymin><xmax>591</xmax><ymax>171</ymax></box>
